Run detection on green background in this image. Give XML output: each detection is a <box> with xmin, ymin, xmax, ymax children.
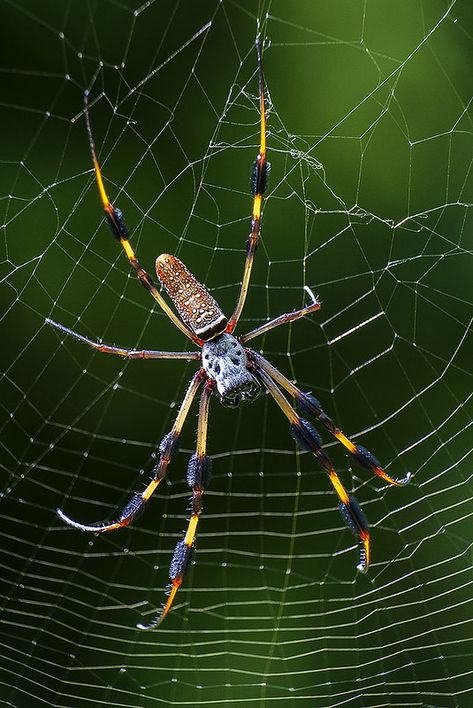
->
<box><xmin>1</xmin><ymin>1</ymin><xmax>472</xmax><ymax>706</ymax></box>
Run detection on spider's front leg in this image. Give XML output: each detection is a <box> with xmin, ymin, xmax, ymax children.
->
<box><xmin>251</xmin><ymin>351</ymin><xmax>410</xmax><ymax>487</ymax></box>
<box><xmin>138</xmin><ymin>379</ymin><xmax>213</xmax><ymax>629</ymax></box>
<box><xmin>57</xmin><ymin>370</ymin><xmax>204</xmax><ymax>533</ymax></box>
<box><xmin>256</xmin><ymin>367</ymin><xmax>370</xmax><ymax>572</ymax></box>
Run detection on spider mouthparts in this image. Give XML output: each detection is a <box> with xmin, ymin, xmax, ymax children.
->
<box><xmin>220</xmin><ymin>381</ymin><xmax>260</xmax><ymax>408</ymax></box>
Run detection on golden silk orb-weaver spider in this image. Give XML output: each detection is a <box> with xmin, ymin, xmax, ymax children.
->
<box><xmin>47</xmin><ymin>37</ymin><xmax>410</xmax><ymax>629</ymax></box>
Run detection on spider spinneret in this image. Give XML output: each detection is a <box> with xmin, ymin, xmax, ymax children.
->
<box><xmin>47</xmin><ymin>34</ymin><xmax>410</xmax><ymax>630</ymax></box>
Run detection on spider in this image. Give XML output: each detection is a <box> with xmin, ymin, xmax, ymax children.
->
<box><xmin>47</xmin><ymin>37</ymin><xmax>410</xmax><ymax>629</ymax></box>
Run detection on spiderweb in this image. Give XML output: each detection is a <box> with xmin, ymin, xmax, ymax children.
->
<box><xmin>1</xmin><ymin>1</ymin><xmax>472</xmax><ymax>706</ymax></box>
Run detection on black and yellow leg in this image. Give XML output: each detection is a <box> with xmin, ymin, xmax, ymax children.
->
<box><xmin>256</xmin><ymin>368</ymin><xmax>371</xmax><ymax>572</ymax></box>
<box><xmin>57</xmin><ymin>370</ymin><xmax>204</xmax><ymax>533</ymax></box>
<box><xmin>240</xmin><ymin>289</ymin><xmax>321</xmax><ymax>343</ymax></box>
<box><xmin>83</xmin><ymin>90</ymin><xmax>199</xmax><ymax>344</ymax></box>
<box><xmin>251</xmin><ymin>351</ymin><xmax>411</xmax><ymax>487</ymax></box>
<box><xmin>46</xmin><ymin>319</ymin><xmax>201</xmax><ymax>360</ymax></box>
<box><xmin>137</xmin><ymin>380</ymin><xmax>213</xmax><ymax>629</ymax></box>
<box><xmin>228</xmin><ymin>36</ymin><xmax>270</xmax><ymax>331</ymax></box>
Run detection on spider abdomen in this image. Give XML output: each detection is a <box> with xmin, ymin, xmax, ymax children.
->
<box><xmin>155</xmin><ymin>254</ymin><xmax>228</xmax><ymax>341</ymax></box>
<box><xmin>202</xmin><ymin>333</ymin><xmax>260</xmax><ymax>407</ymax></box>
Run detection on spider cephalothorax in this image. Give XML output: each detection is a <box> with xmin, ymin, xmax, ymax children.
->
<box><xmin>48</xmin><ymin>36</ymin><xmax>410</xmax><ymax>630</ymax></box>
<box><xmin>202</xmin><ymin>333</ymin><xmax>260</xmax><ymax>406</ymax></box>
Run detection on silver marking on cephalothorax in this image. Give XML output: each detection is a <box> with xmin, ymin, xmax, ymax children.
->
<box><xmin>202</xmin><ymin>333</ymin><xmax>260</xmax><ymax>407</ymax></box>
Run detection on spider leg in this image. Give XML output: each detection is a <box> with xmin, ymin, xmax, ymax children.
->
<box><xmin>227</xmin><ymin>36</ymin><xmax>270</xmax><ymax>332</ymax></box>
<box><xmin>137</xmin><ymin>380</ymin><xmax>213</xmax><ymax>629</ymax></box>
<box><xmin>256</xmin><ymin>367</ymin><xmax>370</xmax><ymax>572</ymax></box>
<box><xmin>250</xmin><ymin>351</ymin><xmax>411</xmax><ymax>487</ymax></box>
<box><xmin>83</xmin><ymin>91</ymin><xmax>199</xmax><ymax>344</ymax></box>
<box><xmin>46</xmin><ymin>318</ymin><xmax>201</xmax><ymax>360</ymax></box>
<box><xmin>57</xmin><ymin>370</ymin><xmax>204</xmax><ymax>533</ymax></box>
<box><xmin>240</xmin><ymin>288</ymin><xmax>321</xmax><ymax>343</ymax></box>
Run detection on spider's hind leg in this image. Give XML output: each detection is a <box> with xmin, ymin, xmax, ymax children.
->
<box><xmin>137</xmin><ymin>380</ymin><xmax>213</xmax><ymax>629</ymax></box>
<box><xmin>227</xmin><ymin>36</ymin><xmax>270</xmax><ymax>331</ymax></box>
<box><xmin>83</xmin><ymin>90</ymin><xmax>198</xmax><ymax>343</ymax></box>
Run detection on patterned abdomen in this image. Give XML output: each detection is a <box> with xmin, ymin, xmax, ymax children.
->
<box><xmin>155</xmin><ymin>254</ymin><xmax>227</xmax><ymax>341</ymax></box>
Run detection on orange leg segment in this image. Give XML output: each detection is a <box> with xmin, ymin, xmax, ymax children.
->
<box><xmin>137</xmin><ymin>381</ymin><xmax>213</xmax><ymax>629</ymax></box>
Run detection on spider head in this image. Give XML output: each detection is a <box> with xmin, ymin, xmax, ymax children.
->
<box><xmin>219</xmin><ymin>375</ymin><xmax>261</xmax><ymax>408</ymax></box>
<box><xmin>202</xmin><ymin>333</ymin><xmax>261</xmax><ymax>408</ymax></box>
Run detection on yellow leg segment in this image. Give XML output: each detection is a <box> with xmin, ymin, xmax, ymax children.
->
<box><xmin>228</xmin><ymin>36</ymin><xmax>270</xmax><ymax>331</ymax></box>
<box><xmin>257</xmin><ymin>367</ymin><xmax>371</xmax><ymax>573</ymax></box>
<box><xmin>83</xmin><ymin>91</ymin><xmax>198</xmax><ymax>343</ymax></box>
<box><xmin>137</xmin><ymin>382</ymin><xmax>213</xmax><ymax>629</ymax></box>
<box><xmin>251</xmin><ymin>352</ymin><xmax>410</xmax><ymax>487</ymax></box>
<box><xmin>184</xmin><ymin>514</ymin><xmax>199</xmax><ymax>546</ymax></box>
